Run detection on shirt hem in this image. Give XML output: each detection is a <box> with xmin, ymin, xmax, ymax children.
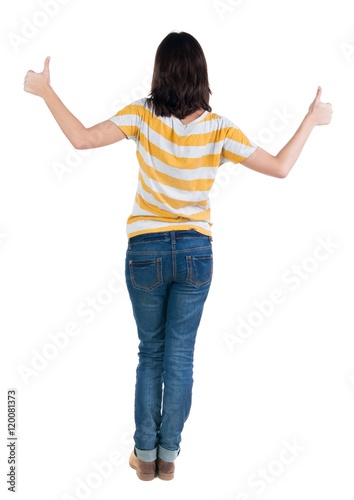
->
<box><xmin>127</xmin><ymin>225</ymin><xmax>212</xmax><ymax>239</ymax></box>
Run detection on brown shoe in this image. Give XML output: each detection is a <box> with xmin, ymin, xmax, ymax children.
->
<box><xmin>129</xmin><ymin>452</ymin><xmax>156</xmax><ymax>481</ymax></box>
<box><xmin>156</xmin><ymin>458</ymin><xmax>175</xmax><ymax>480</ymax></box>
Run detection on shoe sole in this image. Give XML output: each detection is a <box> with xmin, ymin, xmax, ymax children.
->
<box><xmin>157</xmin><ymin>471</ymin><xmax>174</xmax><ymax>481</ymax></box>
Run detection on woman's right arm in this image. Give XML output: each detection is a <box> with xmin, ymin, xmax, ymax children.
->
<box><xmin>24</xmin><ymin>57</ymin><xmax>126</xmax><ymax>149</ymax></box>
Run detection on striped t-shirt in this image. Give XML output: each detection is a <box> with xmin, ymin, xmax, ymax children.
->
<box><xmin>109</xmin><ymin>97</ymin><xmax>257</xmax><ymax>238</ymax></box>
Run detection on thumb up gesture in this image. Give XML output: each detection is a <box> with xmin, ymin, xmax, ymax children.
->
<box><xmin>24</xmin><ymin>56</ymin><xmax>51</xmax><ymax>97</ymax></box>
<box><xmin>308</xmin><ymin>86</ymin><xmax>333</xmax><ymax>126</ymax></box>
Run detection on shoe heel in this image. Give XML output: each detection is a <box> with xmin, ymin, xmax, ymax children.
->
<box><xmin>136</xmin><ymin>470</ymin><xmax>156</xmax><ymax>481</ymax></box>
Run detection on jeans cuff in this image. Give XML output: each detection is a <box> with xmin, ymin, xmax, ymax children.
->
<box><xmin>134</xmin><ymin>446</ymin><xmax>157</xmax><ymax>462</ymax></box>
<box><xmin>158</xmin><ymin>445</ymin><xmax>180</xmax><ymax>462</ymax></box>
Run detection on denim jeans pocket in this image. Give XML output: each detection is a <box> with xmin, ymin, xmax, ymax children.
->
<box><xmin>186</xmin><ymin>254</ymin><xmax>213</xmax><ymax>288</ymax></box>
<box><xmin>128</xmin><ymin>257</ymin><xmax>163</xmax><ymax>291</ymax></box>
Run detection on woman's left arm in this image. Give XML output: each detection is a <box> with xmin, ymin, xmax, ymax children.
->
<box><xmin>241</xmin><ymin>87</ymin><xmax>333</xmax><ymax>178</ymax></box>
<box><xmin>24</xmin><ymin>57</ymin><xmax>126</xmax><ymax>149</ymax></box>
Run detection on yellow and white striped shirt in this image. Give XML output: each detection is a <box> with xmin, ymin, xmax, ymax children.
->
<box><xmin>109</xmin><ymin>98</ymin><xmax>257</xmax><ymax>238</ymax></box>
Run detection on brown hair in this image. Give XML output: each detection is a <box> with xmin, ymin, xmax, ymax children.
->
<box><xmin>146</xmin><ymin>31</ymin><xmax>212</xmax><ymax>119</ymax></box>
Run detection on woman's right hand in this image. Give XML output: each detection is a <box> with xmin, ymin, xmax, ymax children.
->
<box><xmin>242</xmin><ymin>86</ymin><xmax>333</xmax><ymax>178</ymax></box>
<box><xmin>24</xmin><ymin>56</ymin><xmax>51</xmax><ymax>98</ymax></box>
<box><xmin>307</xmin><ymin>86</ymin><xmax>333</xmax><ymax>126</ymax></box>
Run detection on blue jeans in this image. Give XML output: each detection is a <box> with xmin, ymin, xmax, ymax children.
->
<box><xmin>125</xmin><ymin>230</ymin><xmax>213</xmax><ymax>462</ymax></box>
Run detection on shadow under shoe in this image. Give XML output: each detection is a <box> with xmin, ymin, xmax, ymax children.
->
<box><xmin>129</xmin><ymin>452</ymin><xmax>156</xmax><ymax>481</ymax></box>
<box><xmin>156</xmin><ymin>458</ymin><xmax>175</xmax><ymax>480</ymax></box>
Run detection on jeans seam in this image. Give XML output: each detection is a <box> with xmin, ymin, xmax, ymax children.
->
<box><xmin>127</xmin><ymin>245</ymin><xmax>211</xmax><ymax>255</ymax></box>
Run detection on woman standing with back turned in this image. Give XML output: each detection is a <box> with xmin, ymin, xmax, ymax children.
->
<box><xmin>24</xmin><ymin>31</ymin><xmax>333</xmax><ymax>482</ymax></box>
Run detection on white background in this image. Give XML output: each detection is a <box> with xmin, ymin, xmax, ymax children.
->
<box><xmin>1</xmin><ymin>0</ymin><xmax>354</xmax><ymax>499</ymax></box>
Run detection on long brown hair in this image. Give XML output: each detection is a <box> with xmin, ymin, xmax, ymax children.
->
<box><xmin>146</xmin><ymin>32</ymin><xmax>212</xmax><ymax>119</ymax></box>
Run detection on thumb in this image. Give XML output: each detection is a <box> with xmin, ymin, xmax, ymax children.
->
<box><xmin>43</xmin><ymin>56</ymin><xmax>51</xmax><ymax>75</ymax></box>
<box><xmin>315</xmin><ymin>85</ymin><xmax>322</xmax><ymax>103</ymax></box>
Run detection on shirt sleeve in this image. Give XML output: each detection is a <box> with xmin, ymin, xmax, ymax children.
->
<box><xmin>220</xmin><ymin>118</ymin><xmax>257</xmax><ymax>165</ymax></box>
<box><xmin>109</xmin><ymin>101</ymin><xmax>143</xmax><ymax>141</ymax></box>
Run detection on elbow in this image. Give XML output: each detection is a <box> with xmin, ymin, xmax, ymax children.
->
<box><xmin>73</xmin><ymin>142</ymin><xmax>87</xmax><ymax>150</ymax></box>
<box><xmin>274</xmin><ymin>160</ymin><xmax>289</xmax><ymax>179</ymax></box>
<box><xmin>276</xmin><ymin>168</ymin><xmax>288</xmax><ymax>179</ymax></box>
<box><xmin>72</xmin><ymin>139</ymin><xmax>89</xmax><ymax>150</ymax></box>
<box><xmin>71</xmin><ymin>129</ymin><xmax>91</xmax><ymax>150</ymax></box>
